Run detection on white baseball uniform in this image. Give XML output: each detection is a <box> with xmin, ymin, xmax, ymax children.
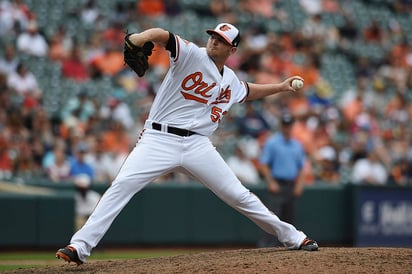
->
<box><xmin>69</xmin><ymin>33</ymin><xmax>307</xmax><ymax>262</ymax></box>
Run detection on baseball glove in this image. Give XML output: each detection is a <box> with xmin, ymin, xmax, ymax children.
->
<box><xmin>124</xmin><ymin>34</ymin><xmax>154</xmax><ymax>77</ymax></box>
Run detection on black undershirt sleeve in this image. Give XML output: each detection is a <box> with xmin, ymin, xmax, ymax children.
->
<box><xmin>165</xmin><ymin>32</ymin><xmax>176</xmax><ymax>58</ymax></box>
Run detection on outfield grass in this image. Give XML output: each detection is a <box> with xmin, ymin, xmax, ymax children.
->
<box><xmin>0</xmin><ymin>248</ymin><xmax>201</xmax><ymax>271</ymax></box>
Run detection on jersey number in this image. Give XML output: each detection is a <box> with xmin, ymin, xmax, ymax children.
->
<box><xmin>210</xmin><ymin>107</ymin><xmax>227</xmax><ymax>123</ymax></box>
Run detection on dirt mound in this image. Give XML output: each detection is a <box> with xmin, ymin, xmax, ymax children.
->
<box><xmin>7</xmin><ymin>247</ymin><xmax>412</xmax><ymax>274</ymax></box>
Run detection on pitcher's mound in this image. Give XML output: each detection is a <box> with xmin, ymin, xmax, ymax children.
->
<box><xmin>7</xmin><ymin>247</ymin><xmax>412</xmax><ymax>273</ymax></box>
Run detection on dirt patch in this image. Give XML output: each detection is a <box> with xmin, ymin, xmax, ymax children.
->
<box><xmin>6</xmin><ymin>247</ymin><xmax>412</xmax><ymax>274</ymax></box>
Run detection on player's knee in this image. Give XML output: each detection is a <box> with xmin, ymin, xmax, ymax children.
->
<box><xmin>226</xmin><ymin>189</ymin><xmax>253</xmax><ymax>207</ymax></box>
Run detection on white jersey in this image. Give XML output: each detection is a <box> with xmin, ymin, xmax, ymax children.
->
<box><xmin>146</xmin><ymin>34</ymin><xmax>248</xmax><ymax>136</ymax></box>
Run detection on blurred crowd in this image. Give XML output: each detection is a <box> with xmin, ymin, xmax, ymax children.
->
<box><xmin>0</xmin><ymin>0</ymin><xmax>411</xmax><ymax>187</ymax></box>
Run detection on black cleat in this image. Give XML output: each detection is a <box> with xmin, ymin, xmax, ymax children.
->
<box><xmin>300</xmin><ymin>238</ymin><xmax>319</xmax><ymax>251</ymax></box>
<box><xmin>56</xmin><ymin>245</ymin><xmax>84</xmax><ymax>265</ymax></box>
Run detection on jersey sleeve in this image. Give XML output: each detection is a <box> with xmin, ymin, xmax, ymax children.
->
<box><xmin>229</xmin><ymin>74</ymin><xmax>249</xmax><ymax>104</ymax></box>
<box><xmin>169</xmin><ymin>34</ymin><xmax>196</xmax><ymax>64</ymax></box>
<box><xmin>239</xmin><ymin>81</ymin><xmax>250</xmax><ymax>103</ymax></box>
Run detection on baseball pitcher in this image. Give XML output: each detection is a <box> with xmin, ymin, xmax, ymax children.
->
<box><xmin>56</xmin><ymin>23</ymin><xmax>318</xmax><ymax>265</ymax></box>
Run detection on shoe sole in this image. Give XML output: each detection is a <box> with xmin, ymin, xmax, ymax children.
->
<box><xmin>56</xmin><ymin>251</ymin><xmax>83</xmax><ymax>266</ymax></box>
<box><xmin>302</xmin><ymin>246</ymin><xmax>318</xmax><ymax>251</ymax></box>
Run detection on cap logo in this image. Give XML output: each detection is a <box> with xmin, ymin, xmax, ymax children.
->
<box><xmin>219</xmin><ymin>25</ymin><xmax>231</xmax><ymax>32</ymax></box>
<box><xmin>206</xmin><ymin>23</ymin><xmax>240</xmax><ymax>47</ymax></box>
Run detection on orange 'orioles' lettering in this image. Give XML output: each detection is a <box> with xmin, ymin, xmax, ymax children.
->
<box><xmin>211</xmin><ymin>86</ymin><xmax>231</xmax><ymax>105</ymax></box>
<box><xmin>180</xmin><ymin>72</ymin><xmax>216</xmax><ymax>104</ymax></box>
<box><xmin>180</xmin><ymin>72</ymin><xmax>230</xmax><ymax>123</ymax></box>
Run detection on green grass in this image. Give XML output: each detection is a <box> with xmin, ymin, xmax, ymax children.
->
<box><xmin>0</xmin><ymin>264</ymin><xmax>40</xmax><ymax>271</ymax></box>
<box><xmin>0</xmin><ymin>249</ymin><xmax>200</xmax><ymax>271</ymax></box>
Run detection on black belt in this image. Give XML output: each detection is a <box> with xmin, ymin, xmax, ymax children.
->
<box><xmin>152</xmin><ymin>122</ymin><xmax>197</xmax><ymax>137</ymax></box>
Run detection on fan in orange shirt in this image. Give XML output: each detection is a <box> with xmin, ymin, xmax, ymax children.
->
<box><xmin>286</xmin><ymin>58</ymin><xmax>320</xmax><ymax>88</ymax></box>
<box><xmin>89</xmin><ymin>45</ymin><xmax>124</xmax><ymax>76</ymax></box>
<box><xmin>148</xmin><ymin>44</ymin><xmax>170</xmax><ymax>74</ymax></box>
<box><xmin>100</xmin><ymin>120</ymin><xmax>132</xmax><ymax>155</ymax></box>
<box><xmin>136</xmin><ymin>0</ymin><xmax>165</xmax><ymax>17</ymax></box>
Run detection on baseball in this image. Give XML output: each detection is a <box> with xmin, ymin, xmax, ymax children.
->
<box><xmin>291</xmin><ymin>79</ymin><xmax>304</xmax><ymax>89</ymax></box>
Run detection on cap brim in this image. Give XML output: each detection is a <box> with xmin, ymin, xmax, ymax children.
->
<box><xmin>206</xmin><ymin>30</ymin><xmax>233</xmax><ymax>46</ymax></box>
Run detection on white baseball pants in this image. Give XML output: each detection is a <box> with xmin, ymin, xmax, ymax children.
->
<box><xmin>70</xmin><ymin>129</ymin><xmax>306</xmax><ymax>262</ymax></box>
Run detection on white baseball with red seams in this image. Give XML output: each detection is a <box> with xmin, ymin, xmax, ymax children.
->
<box><xmin>292</xmin><ymin>79</ymin><xmax>304</xmax><ymax>89</ymax></box>
<box><xmin>68</xmin><ymin>28</ymin><xmax>307</xmax><ymax>262</ymax></box>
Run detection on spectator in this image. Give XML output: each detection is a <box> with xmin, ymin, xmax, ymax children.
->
<box><xmin>307</xmin><ymin>79</ymin><xmax>335</xmax><ymax>110</ymax></box>
<box><xmin>260</xmin><ymin>42</ymin><xmax>292</xmax><ymax>81</ymax></box>
<box><xmin>0</xmin><ymin>0</ymin><xmax>33</xmax><ymax>36</ymax></box>
<box><xmin>78</xmin><ymin>0</ymin><xmax>101</xmax><ymax>26</ymax></box>
<box><xmin>338</xmin><ymin>15</ymin><xmax>358</xmax><ymax>43</ymax></box>
<box><xmin>243</xmin><ymin>24</ymin><xmax>269</xmax><ymax>54</ymax></box>
<box><xmin>227</xmin><ymin>144</ymin><xmax>261</xmax><ymax>185</ymax></box>
<box><xmin>147</xmin><ymin>43</ymin><xmax>171</xmax><ymax>78</ymax></box>
<box><xmin>16</xmin><ymin>20</ymin><xmax>48</xmax><ymax>57</ymax></box>
<box><xmin>30</xmin><ymin>107</ymin><xmax>54</xmax><ymax>148</ymax></box>
<box><xmin>235</xmin><ymin>103</ymin><xmax>271</xmax><ymax>139</ymax></box>
<box><xmin>102</xmin><ymin>19</ymin><xmax>125</xmax><ymax>50</ymax></box>
<box><xmin>109</xmin><ymin>1</ymin><xmax>130</xmax><ymax>24</ymax></box>
<box><xmin>0</xmin><ymin>136</ymin><xmax>12</xmax><ymax>180</ymax></box>
<box><xmin>351</xmin><ymin>150</ymin><xmax>388</xmax><ymax>185</ymax></box>
<box><xmin>0</xmin><ymin>44</ymin><xmax>19</xmax><ymax>76</ymax></box>
<box><xmin>136</xmin><ymin>0</ymin><xmax>165</xmax><ymax>17</ymax></box>
<box><xmin>83</xmin><ymin>33</ymin><xmax>105</xmax><ymax>66</ymax></box>
<box><xmin>290</xmin><ymin>112</ymin><xmax>315</xmax><ymax>156</ymax></box>
<box><xmin>73</xmin><ymin>173</ymin><xmax>101</xmax><ymax>230</ymax></box>
<box><xmin>48</xmin><ymin>25</ymin><xmax>74</xmax><ymax>62</ymax></box>
<box><xmin>299</xmin><ymin>0</ymin><xmax>322</xmax><ymax>15</ymax></box>
<box><xmin>310</xmin><ymin>117</ymin><xmax>334</xmax><ymax>155</ymax></box>
<box><xmin>258</xmin><ymin>112</ymin><xmax>306</xmax><ymax>247</ymax></box>
<box><xmin>301</xmin><ymin>14</ymin><xmax>328</xmax><ymax>42</ymax></box>
<box><xmin>45</xmin><ymin>143</ymin><xmax>71</xmax><ymax>183</ymax></box>
<box><xmin>7</xmin><ymin>62</ymin><xmax>42</xmax><ymax>103</ymax></box>
<box><xmin>313</xmin><ymin>145</ymin><xmax>340</xmax><ymax>184</ymax></box>
<box><xmin>29</xmin><ymin>133</ymin><xmax>47</xmax><ymax>172</ymax></box>
<box><xmin>43</xmin><ymin>137</ymin><xmax>68</xmax><ymax>168</ymax></box>
<box><xmin>60</xmin><ymin>91</ymin><xmax>96</xmax><ymax>136</ymax></box>
<box><xmin>363</xmin><ymin>19</ymin><xmax>385</xmax><ymax>44</ymax></box>
<box><xmin>13</xmin><ymin>141</ymin><xmax>39</xmax><ymax>179</ymax></box>
<box><xmin>100</xmin><ymin>120</ymin><xmax>132</xmax><ymax>155</ymax></box>
<box><xmin>389</xmin><ymin>158</ymin><xmax>412</xmax><ymax>186</ymax></box>
<box><xmin>322</xmin><ymin>0</ymin><xmax>340</xmax><ymax>13</ymax></box>
<box><xmin>61</xmin><ymin>46</ymin><xmax>89</xmax><ymax>82</ymax></box>
<box><xmin>87</xmin><ymin>135</ymin><xmax>115</xmax><ymax>183</ymax></box>
<box><xmin>384</xmin><ymin>91</ymin><xmax>409</xmax><ymax>125</ymax></box>
<box><xmin>106</xmin><ymin>148</ymin><xmax>128</xmax><ymax>181</ymax></box>
<box><xmin>392</xmin><ymin>0</ymin><xmax>412</xmax><ymax>13</ymax></box>
<box><xmin>286</xmin><ymin>54</ymin><xmax>321</xmax><ymax>89</ymax></box>
<box><xmin>0</xmin><ymin>75</ymin><xmax>10</xmax><ymax>109</ymax></box>
<box><xmin>2</xmin><ymin>108</ymin><xmax>30</xmax><ymax>157</ymax></box>
<box><xmin>99</xmin><ymin>95</ymin><xmax>134</xmax><ymax>131</ymax></box>
<box><xmin>89</xmin><ymin>45</ymin><xmax>124</xmax><ymax>77</ymax></box>
<box><xmin>164</xmin><ymin>0</ymin><xmax>182</xmax><ymax>16</ymax></box>
<box><xmin>238</xmin><ymin>0</ymin><xmax>284</xmax><ymax>20</ymax></box>
<box><xmin>340</xmin><ymin>90</ymin><xmax>365</xmax><ymax>126</ymax></box>
<box><xmin>69</xmin><ymin>141</ymin><xmax>95</xmax><ymax>181</ymax></box>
